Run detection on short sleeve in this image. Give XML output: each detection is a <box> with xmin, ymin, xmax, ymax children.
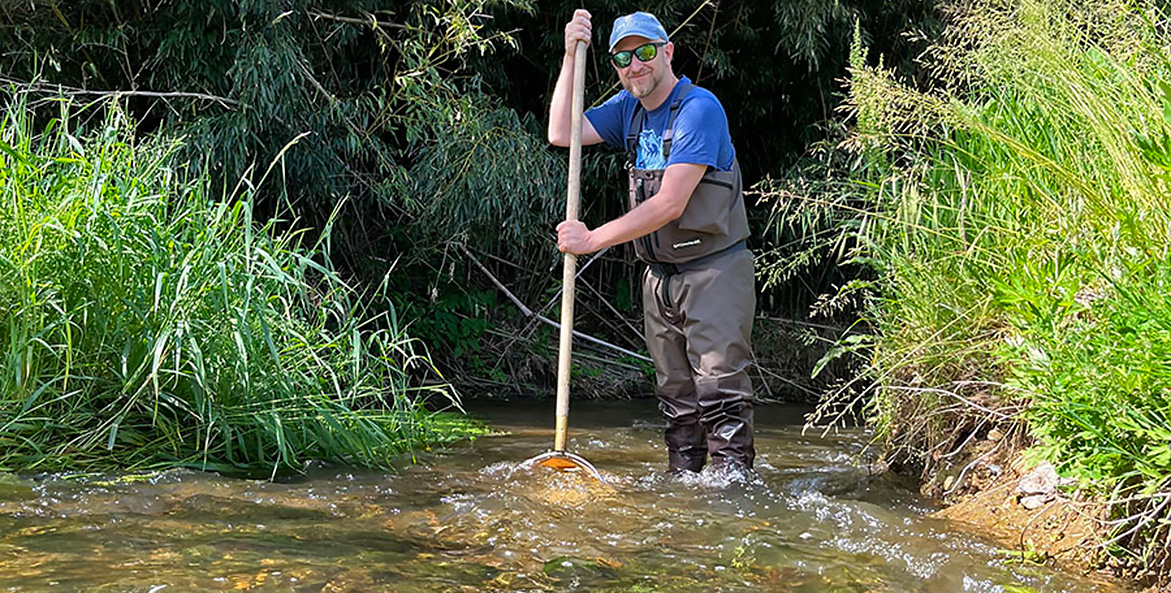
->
<box><xmin>585</xmin><ymin>91</ymin><xmax>634</xmax><ymax>149</ymax></box>
<box><xmin>665</xmin><ymin>93</ymin><xmax>730</xmax><ymax>169</ymax></box>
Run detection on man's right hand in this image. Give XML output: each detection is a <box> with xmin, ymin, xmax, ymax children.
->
<box><xmin>564</xmin><ymin>9</ymin><xmax>592</xmax><ymax>56</ymax></box>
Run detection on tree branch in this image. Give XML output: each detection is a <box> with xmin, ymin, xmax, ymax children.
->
<box><xmin>0</xmin><ymin>76</ymin><xmax>237</xmax><ymax>107</ymax></box>
<box><xmin>457</xmin><ymin>244</ymin><xmax>651</xmax><ymax>363</ymax></box>
<box><xmin>308</xmin><ymin>10</ymin><xmax>407</xmax><ymax>30</ymax></box>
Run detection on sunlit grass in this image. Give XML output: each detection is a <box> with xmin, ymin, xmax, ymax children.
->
<box><xmin>0</xmin><ymin>91</ymin><xmax>484</xmax><ymax>477</ymax></box>
<box><xmin>833</xmin><ymin>0</ymin><xmax>1171</xmax><ymax>569</ymax></box>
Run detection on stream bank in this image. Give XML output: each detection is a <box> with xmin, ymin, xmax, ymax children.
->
<box><xmin>908</xmin><ymin>433</ymin><xmax>1143</xmax><ymax>590</ymax></box>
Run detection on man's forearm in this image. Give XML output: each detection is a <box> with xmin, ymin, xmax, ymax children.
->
<box><xmin>559</xmin><ymin>163</ymin><xmax>704</xmax><ymax>254</ymax></box>
<box><xmin>589</xmin><ymin>194</ymin><xmax>686</xmax><ymax>251</ymax></box>
<box><xmin>547</xmin><ymin>53</ymin><xmax>576</xmax><ymax>146</ymax></box>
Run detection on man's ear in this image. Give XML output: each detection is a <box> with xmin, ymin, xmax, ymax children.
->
<box><xmin>664</xmin><ymin>42</ymin><xmax>675</xmax><ymax>63</ymax></box>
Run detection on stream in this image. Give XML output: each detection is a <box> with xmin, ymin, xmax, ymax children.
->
<box><xmin>0</xmin><ymin>400</ymin><xmax>1127</xmax><ymax>592</ymax></box>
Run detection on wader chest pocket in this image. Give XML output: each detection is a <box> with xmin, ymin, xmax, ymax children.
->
<box><xmin>676</xmin><ymin>170</ymin><xmax>737</xmax><ymax>235</ymax></box>
<box><xmin>629</xmin><ymin>170</ymin><xmax>661</xmax><ymax>207</ymax></box>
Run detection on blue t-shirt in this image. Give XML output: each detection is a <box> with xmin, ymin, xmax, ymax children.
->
<box><xmin>585</xmin><ymin>76</ymin><xmax>735</xmax><ymax>172</ymax></box>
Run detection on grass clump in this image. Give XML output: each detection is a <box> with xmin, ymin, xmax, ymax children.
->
<box><xmin>0</xmin><ymin>91</ymin><xmax>483</xmax><ymax>477</ymax></box>
<box><xmin>824</xmin><ymin>0</ymin><xmax>1171</xmax><ymax>575</ymax></box>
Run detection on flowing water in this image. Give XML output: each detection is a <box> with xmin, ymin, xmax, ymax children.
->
<box><xmin>0</xmin><ymin>400</ymin><xmax>1127</xmax><ymax>592</ymax></box>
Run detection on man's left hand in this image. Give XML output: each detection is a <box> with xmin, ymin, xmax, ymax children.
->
<box><xmin>556</xmin><ymin>220</ymin><xmax>595</xmax><ymax>254</ymax></box>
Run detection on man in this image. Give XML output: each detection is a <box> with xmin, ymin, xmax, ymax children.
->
<box><xmin>548</xmin><ymin>10</ymin><xmax>756</xmax><ymax>472</ymax></box>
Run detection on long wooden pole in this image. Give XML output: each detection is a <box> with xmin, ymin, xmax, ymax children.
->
<box><xmin>554</xmin><ymin>41</ymin><xmax>588</xmax><ymax>453</ymax></box>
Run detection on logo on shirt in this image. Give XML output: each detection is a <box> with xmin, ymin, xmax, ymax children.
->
<box><xmin>636</xmin><ymin>129</ymin><xmax>666</xmax><ymax>170</ymax></box>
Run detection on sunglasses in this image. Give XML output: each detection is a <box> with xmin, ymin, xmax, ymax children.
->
<box><xmin>609</xmin><ymin>42</ymin><xmax>667</xmax><ymax>69</ymax></box>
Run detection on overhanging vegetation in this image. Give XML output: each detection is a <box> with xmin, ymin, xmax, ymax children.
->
<box><xmin>818</xmin><ymin>0</ymin><xmax>1171</xmax><ymax>578</ymax></box>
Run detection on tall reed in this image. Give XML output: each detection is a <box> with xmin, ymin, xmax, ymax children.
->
<box><xmin>834</xmin><ymin>0</ymin><xmax>1171</xmax><ymax>572</ymax></box>
<box><xmin>0</xmin><ymin>91</ymin><xmax>479</xmax><ymax>477</ymax></box>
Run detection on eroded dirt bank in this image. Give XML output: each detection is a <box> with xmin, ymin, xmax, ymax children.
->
<box><xmin>916</xmin><ymin>438</ymin><xmax>1154</xmax><ymax>591</ymax></box>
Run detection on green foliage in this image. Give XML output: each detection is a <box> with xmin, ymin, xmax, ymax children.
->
<box><xmin>0</xmin><ymin>0</ymin><xmax>577</xmax><ymax>391</ymax></box>
<box><xmin>832</xmin><ymin>0</ymin><xmax>1171</xmax><ymax>571</ymax></box>
<box><xmin>399</xmin><ymin>88</ymin><xmax>563</xmax><ymax>247</ymax></box>
<box><xmin>0</xmin><ymin>0</ymin><xmax>555</xmax><ymax>245</ymax></box>
<box><xmin>1013</xmin><ymin>260</ymin><xmax>1171</xmax><ymax>491</ymax></box>
<box><xmin>0</xmin><ymin>91</ymin><xmax>482</xmax><ymax>476</ymax></box>
<box><xmin>406</xmin><ymin>285</ymin><xmax>498</xmax><ymax>370</ymax></box>
<box><xmin>752</xmin><ymin>126</ymin><xmax>873</xmax><ymax>314</ymax></box>
<box><xmin>0</xmin><ymin>0</ymin><xmax>944</xmax><ymax>394</ymax></box>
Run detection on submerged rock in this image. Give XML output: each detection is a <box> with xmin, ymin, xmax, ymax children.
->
<box><xmin>0</xmin><ymin>473</ymin><xmax>35</xmax><ymax>499</ymax></box>
<box><xmin>542</xmin><ymin>555</ymin><xmax>620</xmax><ymax>582</ymax></box>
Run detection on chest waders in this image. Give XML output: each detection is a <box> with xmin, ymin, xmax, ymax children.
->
<box><xmin>626</xmin><ymin>83</ymin><xmax>757</xmax><ymax>472</ymax></box>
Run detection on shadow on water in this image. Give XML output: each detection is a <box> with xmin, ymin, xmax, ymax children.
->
<box><xmin>0</xmin><ymin>400</ymin><xmax>1130</xmax><ymax>592</ymax></box>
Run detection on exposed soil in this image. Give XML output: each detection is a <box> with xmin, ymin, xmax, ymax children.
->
<box><xmin>932</xmin><ymin>453</ymin><xmax>1103</xmax><ymax>568</ymax></box>
<box><xmin>918</xmin><ymin>435</ymin><xmax>1151</xmax><ymax>591</ymax></box>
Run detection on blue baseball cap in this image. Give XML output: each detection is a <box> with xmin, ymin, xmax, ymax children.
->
<box><xmin>608</xmin><ymin>12</ymin><xmax>669</xmax><ymax>51</ymax></box>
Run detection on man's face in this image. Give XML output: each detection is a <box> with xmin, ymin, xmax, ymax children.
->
<box><xmin>612</xmin><ymin>36</ymin><xmax>672</xmax><ymax>99</ymax></box>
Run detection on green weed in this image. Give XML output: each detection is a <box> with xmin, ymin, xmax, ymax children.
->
<box><xmin>824</xmin><ymin>0</ymin><xmax>1171</xmax><ymax>572</ymax></box>
<box><xmin>0</xmin><ymin>91</ymin><xmax>482</xmax><ymax>477</ymax></box>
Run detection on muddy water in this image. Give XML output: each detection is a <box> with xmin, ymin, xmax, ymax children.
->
<box><xmin>0</xmin><ymin>400</ymin><xmax>1126</xmax><ymax>592</ymax></box>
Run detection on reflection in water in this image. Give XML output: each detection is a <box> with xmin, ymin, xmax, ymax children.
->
<box><xmin>0</xmin><ymin>400</ymin><xmax>1127</xmax><ymax>592</ymax></box>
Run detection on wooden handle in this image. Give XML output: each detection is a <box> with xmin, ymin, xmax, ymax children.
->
<box><xmin>554</xmin><ymin>41</ymin><xmax>588</xmax><ymax>452</ymax></box>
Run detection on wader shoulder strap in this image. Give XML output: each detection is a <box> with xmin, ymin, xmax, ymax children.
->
<box><xmin>624</xmin><ymin>82</ymin><xmax>695</xmax><ymax>165</ymax></box>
